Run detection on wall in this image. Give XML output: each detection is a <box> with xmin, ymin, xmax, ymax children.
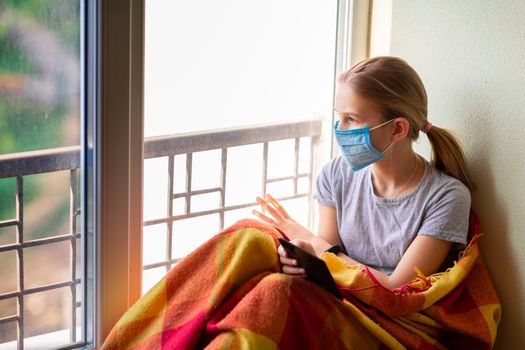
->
<box><xmin>386</xmin><ymin>1</ymin><xmax>525</xmax><ymax>348</ymax></box>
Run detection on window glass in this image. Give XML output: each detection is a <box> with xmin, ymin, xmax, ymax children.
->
<box><xmin>0</xmin><ymin>1</ymin><xmax>84</xmax><ymax>349</ymax></box>
<box><xmin>142</xmin><ymin>1</ymin><xmax>338</xmax><ymax>293</ymax></box>
<box><xmin>145</xmin><ymin>1</ymin><xmax>338</xmax><ymax>136</ymax></box>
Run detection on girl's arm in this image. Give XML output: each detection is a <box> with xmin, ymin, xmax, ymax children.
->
<box><xmin>316</xmin><ymin>203</ymin><xmax>452</xmax><ymax>289</ymax></box>
<box><xmin>255</xmin><ymin>196</ymin><xmax>452</xmax><ymax>289</ymax></box>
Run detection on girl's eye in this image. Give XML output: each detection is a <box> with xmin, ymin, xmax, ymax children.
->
<box><xmin>335</xmin><ymin>111</ymin><xmax>358</xmax><ymax>124</ymax></box>
<box><xmin>340</xmin><ymin>114</ymin><xmax>356</xmax><ymax>123</ymax></box>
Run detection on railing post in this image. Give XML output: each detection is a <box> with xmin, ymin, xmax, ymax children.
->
<box><xmin>16</xmin><ymin>176</ymin><xmax>24</xmax><ymax>350</ymax></box>
<box><xmin>166</xmin><ymin>156</ymin><xmax>174</xmax><ymax>273</ymax></box>
<box><xmin>69</xmin><ymin>169</ymin><xmax>78</xmax><ymax>343</ymax></box>
<box><xmin>294</xmin><ymin>138</ymin><xmax>300</xmax><ymax>195</ymax></box>
<box><xmin>261</xmin><ymin>142</ymin><xmax>269</xmax><ymax>209</ymax></box>
<box><xmin>184</xmin><ymin>153</ymin><xmax>193</xmax><ymax>216</ymax></box>
<box><xmin>219</xmin><ymin>148</ymin><xmax>227</xmax><ymax>230</ymax></box>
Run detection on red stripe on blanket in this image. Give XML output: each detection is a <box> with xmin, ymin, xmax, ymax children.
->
<box><xmin>160</xmin><ymin>311</ymin><xmax>207</xmax><ymax>350</ymax></box>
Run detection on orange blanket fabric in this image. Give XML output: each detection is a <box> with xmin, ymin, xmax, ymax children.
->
<box><xmin>102</xmin><ymin>216</ymin><xmax>500</xmax><ymax>349</ymax></box>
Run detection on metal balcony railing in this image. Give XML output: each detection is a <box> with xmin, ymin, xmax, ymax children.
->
<box><xmin>142</xmin><ymin>119</ymin><xmax>322</xmax><ymax>273</ymax></box>
<box><xmin>0</xmin><ymin>146</ymin><xmax>81</xmax><ymax>350</ymax></box>
<box><xmin>0</xmin><ymin>118</ymin><xmax>322</xmax><ymax>349</ymax></box>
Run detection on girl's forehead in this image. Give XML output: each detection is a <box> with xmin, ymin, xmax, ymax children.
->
<box><xmin>334</xmin><ymin>98</ymin><xmax>381</xmax><ymax>118</ymax></box>
<box><xmin>335</xmin><ymin>86</ymin><xmax>375</xmax><ymax>109</ymax></box>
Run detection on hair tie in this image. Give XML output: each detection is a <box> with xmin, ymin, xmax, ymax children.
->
<box><xmin>422</xmin><ymin>122</ymin><xmax>433</xmax><ymax>134</ymax></box>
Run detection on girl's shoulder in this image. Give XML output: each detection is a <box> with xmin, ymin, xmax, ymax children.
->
<box><xmin>423</xmin><ymin>162</ymin><xmax>471</xmax><ymax>201</ymax></box>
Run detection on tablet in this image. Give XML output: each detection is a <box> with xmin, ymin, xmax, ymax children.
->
<box><xmin>278</xmin><ymin>238</ymin><xmax>342</xmax><ymax>300</ymax></box>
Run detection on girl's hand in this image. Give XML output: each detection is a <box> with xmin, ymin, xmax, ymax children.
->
<box><xmin>252</xmin><ymin>194</ymin><xmax>313</xmax><ymax>241</ymax></box>
<box><xmin>277</xmin><ymin>239</ymin><xmax>316</xmax><ymax>277</ymax></box>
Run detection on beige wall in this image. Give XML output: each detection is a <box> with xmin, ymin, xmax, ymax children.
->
<box><xmin>384</xmin><ymin>0</ymin><xmax>525</xmax><ymax>348</ymax></box>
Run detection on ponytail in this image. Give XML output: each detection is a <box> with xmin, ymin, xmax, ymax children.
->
<box><xmin>425</xmin><ymin>126</ymin><xmax>475</xmax><ymax>190</ymax></box>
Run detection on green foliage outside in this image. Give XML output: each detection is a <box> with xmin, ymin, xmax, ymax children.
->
<box><xmin>0</xmin><ymin>0</ymin><xmax>80</xmax><ymax>233</ymax></box>
<box><xmin>0</xmin><ymin>1</ymin><xmax>83</xmax><ymax>342</ymax></box>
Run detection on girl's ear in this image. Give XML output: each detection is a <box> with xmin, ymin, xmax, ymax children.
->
<box><xmin>392</xmin><ymin>117</ymin><xmax>411</xmax><ymax>141</ymax></box>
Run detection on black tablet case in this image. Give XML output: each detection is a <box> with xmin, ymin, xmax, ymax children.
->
<box><xmin>278</xmin><ymin>238</ymin><xmax>343</xmax><ymax>300</ymax></box>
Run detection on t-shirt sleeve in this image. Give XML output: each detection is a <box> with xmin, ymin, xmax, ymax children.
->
<box><xmin>313</xmin><ymin>161</ymin><xmax>336</xmax><ymax>208</ymax></box>
<box><xmin>418</xmin><ymin>181</ymin><xmax>471</xmax><ymax>248</ymax></box>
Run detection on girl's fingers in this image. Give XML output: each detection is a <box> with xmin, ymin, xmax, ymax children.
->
<box><xmin>256</xmin><ymin>196</ymin><xmax>284</xmax><ymax>221</ymax></box>
<box><xmin>279</xmin><ymin>256</ymin><xmax>298</xmax><ymax>266</ymax></box>
<box><xmin>266</xmin><ymin>193</ymin><xmax>290</xmax><ymax>219</ymax></box>
<box><xmin>252</xmin><ymin>209</ymin><xmax>278</xmax><ymax>225</ymax></box>
<box><xmin>277</xmin><ymin>245</ymin><xmax>306</xmax><ymax>277</ymax></box>
<box><xmin>282</xmin><ymin>265</ymin><xmax>306</xmax><ymax>275</ymax></box>
<box><xmin>277</xmin><ymin>244</ymin><xmax>287</xmax><ymax>258</ymax></box>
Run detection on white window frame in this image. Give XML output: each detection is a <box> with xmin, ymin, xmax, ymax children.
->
<box><xmin>94</xmin><ymin>0</ymin><xmax>144</xmax><ymax>345</ymax></box>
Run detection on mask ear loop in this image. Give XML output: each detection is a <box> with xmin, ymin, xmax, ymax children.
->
<box><xmin>369</xmin><ymin>118</ymin><xmax>395</xmax><ymax>131</ymax></box>
<box><xmin>381</xmin><ymin>141</ymin><xmax>395</xmax><ymax>154</ymax></box>
<box><xmin>373</xmin><ymin>119</ymin><xmax>396</xmax><ymax>154</ymax></box>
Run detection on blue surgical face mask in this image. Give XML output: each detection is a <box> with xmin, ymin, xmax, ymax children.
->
<box><xmin>334</xmin><ymin>119</ymin><xmax>394</xmax><ymax>171</ymax></box>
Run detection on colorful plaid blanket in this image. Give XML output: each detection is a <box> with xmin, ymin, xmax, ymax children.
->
<box><xmin>102</xmin><ymin>216</ymin><xmax>500</xmax><ymax>349</ymax></box>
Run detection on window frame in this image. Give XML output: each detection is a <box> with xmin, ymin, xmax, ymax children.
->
<box><xmin>93</xmin><ymin>0</ymin><xmax>370</xmax><ymax>346</ymax></box>
<box><xmin>94</xmin><ymin>0</ymin><xmax>145</xmax><ymax>345</ymax></box>
<box><xmin>84</xmin><ymin>0</ymin><xmax>96</xmax><ymax>346</ymax></box>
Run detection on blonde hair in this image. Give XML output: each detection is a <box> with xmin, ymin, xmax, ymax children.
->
<box><xmin>338</xmin><ymin>56</ymin><xmax>475</xmax><ymax>190</ymax></box>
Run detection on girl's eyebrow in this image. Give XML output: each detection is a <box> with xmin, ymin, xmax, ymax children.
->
<box><xmin>333</xmin><ymin>108</ymin><xmax>364</xmax><ymax>117</ymax></box>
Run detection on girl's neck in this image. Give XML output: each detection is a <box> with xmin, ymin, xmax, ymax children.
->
<box><xmin>371</xmin><ymin>144</ymin><xmax>423</xmax><ymax>199</ymax></box>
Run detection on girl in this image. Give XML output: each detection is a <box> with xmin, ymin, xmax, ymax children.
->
<box><xmin>103</xmin><ymin>56</ymin><xmax>499</xmax><ymax>350</ymax></box>
<box><xmin>254</xmin><ymin>56</ymin><xmax>474</xmax><ymax>289</ymax></box>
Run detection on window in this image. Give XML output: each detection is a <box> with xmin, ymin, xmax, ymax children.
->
<box><xmin>1</xmin><ymin>1</ymin><xmax>370</xmax><ymax>348</ymax></box>
<box><xmin>0</xmin><ymin>1</ymin><xmax>94</xmax><ymax>349</ymax></box>
<box><xmin>99</xmin><ymin>0</ymin><xmax>370</xmax><ymax>344</ymax></box>
<box><xmin>140</xmin><ymin>0</ymin><xmax>371</xmax><ymax>295</ymax></box>
<box><xmin>141</xmin><ymin>0</ymin><xmax>344</xmax><ymax>294</ymax></box>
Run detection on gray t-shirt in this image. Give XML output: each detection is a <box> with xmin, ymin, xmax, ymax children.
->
<box><xmin>314</xmin><ymin>155</ymin><xmax>471</xmax><ymax>275</ymax></box>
